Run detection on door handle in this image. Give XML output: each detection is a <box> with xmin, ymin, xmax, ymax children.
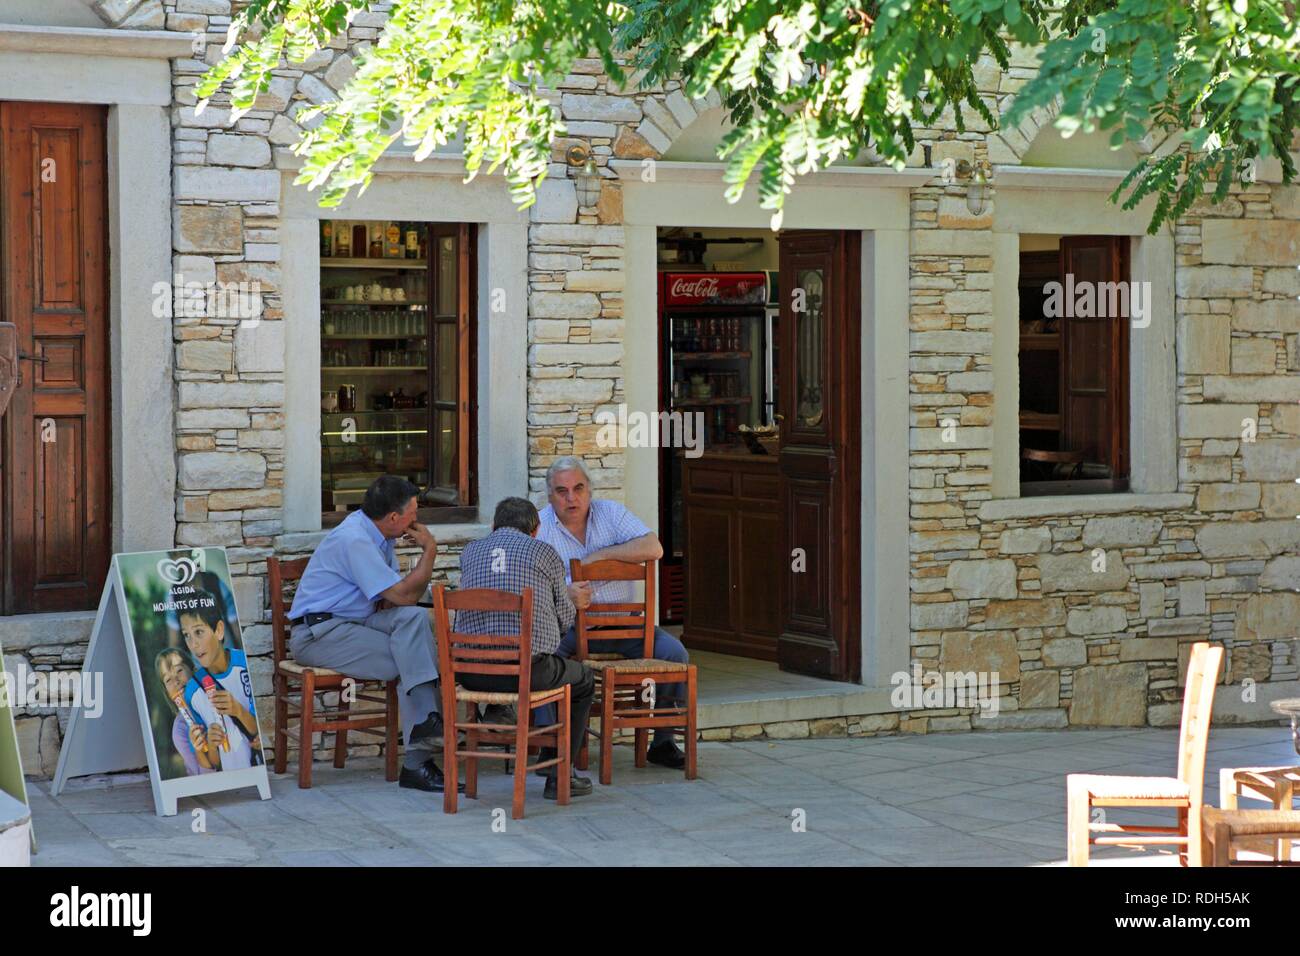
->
<box><xmin>17</xmin><ymin>351</ymin><xmax>48</xmax><ymax>363</ymax></box>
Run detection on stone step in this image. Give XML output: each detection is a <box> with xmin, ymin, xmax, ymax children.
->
<box><xmin>0</xmin><ymin>611</ymin><xmax>98</xmax><ymax>652</ymax></box>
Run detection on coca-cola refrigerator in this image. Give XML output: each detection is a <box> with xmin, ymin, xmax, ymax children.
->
<box><xmin>658</xmin><ymin>271</ymin><xmax>770</xmax><ymax>622</ymax></box>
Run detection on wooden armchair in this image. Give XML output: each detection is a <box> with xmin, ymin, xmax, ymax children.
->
<box><xmin>267</xmin><ymin>556</ymin><xmax>399</xmax><ymax>789</ymax></box>
<box><xmin>570</xmin><ymin>558</ymin><xmax>697</xmax><ymax>785</ymax></box>
<box><xmin>432</xmin><ymin>585</ymin><xmax>572</xmax><ymax>819</ymax></box>
<box><xmin>1066</xmin><ymin>641</ymin><xmax>1223</xmax><ymax>866</ymax></box>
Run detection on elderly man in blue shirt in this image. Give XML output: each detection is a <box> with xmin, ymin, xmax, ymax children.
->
<box><xmin>536</xmin><ymin>456</ymin><xmax>690</xmax><ymax>770</ymax></box>
<box><xmin>288</xmin><ymin>475</ymin><xmax>460</xmax><ymax>793</ymax></box>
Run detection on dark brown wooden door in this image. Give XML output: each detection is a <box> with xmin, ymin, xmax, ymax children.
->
<box><xmin>777</xmin><ymin>230</ymin><xmax>861</xmax><ymax>681</ymax></box>
<box><xmin>0</xmin><ymin>102</ymin><xmax>110</xmax><ymax>614</ymax></box>
<box><xmin>423</xmin><ymin>222</ymin><xmax>475</xmax><ymax>511</ymax></box>
<box><xmin>1060</xmin><ymin>236</ymin><xmax>1129</xmax><ymax>482</ymax></box>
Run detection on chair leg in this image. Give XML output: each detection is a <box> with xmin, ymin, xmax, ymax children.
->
<box><xmin>685</xmin><ymin>666</ymin><xmax>698</xmax><ymax>780</ymax></box>
<box><xmin>1185</xmin><ymin>805</ymin><xmax>1203</xmax><ymax>867</ymax></box>
<box><xmin>634</xmin><ymin>727</ymin><xmax>649</xmax><ymax>768</ymax></box>
<box><xmin>384</xmin><ymin>681</ymin><xmax>399</xmax><ymax>783</ymax></box>
<box><xmin>578</xmin><ymin>679</ymin><xmax>597</xmax><ymax>772</ymax></box>
<box><xmin>443</xmin><ymin>702</ymin><xmax>458</xmax><ymax>815</ymax></box>
<box><xmin>273</xmin><ymin>674</ymin><xmax>288</xmax><ymax>775</ymax></box>
<box><xmin>333</xmin><ymin>693</ymin><xmax>350</xmax><ymax>769</ymax></box>
<box><xmin>600</xmin><ymin>669</ymin><xmax>616</xmax><ymax>786</ymax></box>
<box><xmin>298</xmin><ymin>670</ymin><xmax>316</xmax><ymax>790</ymax></box>
<box><xmin>1279</xmin><ymin>780</ymin><xmax>1293</xmax><ymax>862</ymax></box>
<box><xmin>512</xmin><ymin>709</ymin><xmax>528</xmax><ymax>820</ymax></box>
<box><xmin>1066</xmin><ymin>778</ymin><xmax>1089</xmax><ymax>866</ymax></box>
<box><xmin>557</xmin><ymin>686</ymin><xmax>571</xmax><ymax>807</ymax></box>
<box><xmin>465</xmin><ymin>724</ymin><xmax>479</xmax><ymax>801</ymax></box>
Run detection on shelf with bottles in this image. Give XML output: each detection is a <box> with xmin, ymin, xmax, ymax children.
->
<box><xmin>670</xmin><ymin>316</ymin><xmax>749</xmax><ymax>353</ymax></box>
<box><xmin>320</xmin><ymin>219</ymin><xmax>428</xmax><ymax>262</ymax></box>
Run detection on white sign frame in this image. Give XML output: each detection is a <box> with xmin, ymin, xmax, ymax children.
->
<box><xmin>52</xmin><ymin>551</ymin><xmax>271</xmax><ymax>817</ymax></box>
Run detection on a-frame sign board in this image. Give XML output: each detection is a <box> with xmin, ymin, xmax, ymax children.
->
<box><xmin>52</xmin><ymin>550</ymin><xmax>271</xmax><ymax>817</ymax></box>
<box><xmin>0</xmin><ymin>633</ymin><xmax>35</xmax><ymax>853</ymax></box>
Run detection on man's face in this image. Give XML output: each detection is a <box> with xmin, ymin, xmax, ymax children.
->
<box><xmin>377</xmin><ymin>496</ymin><xmax>419</xmax><ymax>539</ymax></box>
<box><xmin>547</xmin><ymin>469</ymin><xmax>591</xmax><ymax>524</ymax></box>
<box><xmin>180</xmin><ymin>615</ymin><xmax>224</xmax><ymax>672</ymax></box>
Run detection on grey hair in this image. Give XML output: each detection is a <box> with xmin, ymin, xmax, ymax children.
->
<box><xmin>546</xmin><ymin>456</ymin><xmax>591</xmax><ymax>491</ymax></box>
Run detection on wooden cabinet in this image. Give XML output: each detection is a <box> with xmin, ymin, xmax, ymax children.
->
<box><xmin>682</xmin><ymin>450</ymin><xmax>782</xmax><ymax>660</ymax></box>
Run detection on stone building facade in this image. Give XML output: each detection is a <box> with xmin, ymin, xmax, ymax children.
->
<box><xmin>1</xmin><ymin>0</ymin><xmax>1296</xmax><ymax>775</ymax></box>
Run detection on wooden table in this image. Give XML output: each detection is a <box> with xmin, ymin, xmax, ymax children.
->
<box><xmin>1202</xmin><ymin>808</ymin><xmax>1300</xmax><ymax>866</ymax></box>
<box><xmin>1270</xmin><ymin>697</ymin><xmax>1300</xmax><ymax>755</ymax></box>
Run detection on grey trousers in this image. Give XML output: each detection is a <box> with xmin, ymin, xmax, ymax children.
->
<box><xmin>289</xmin><ymin>604</ymin><xmax>440</xmax><ymax>748</ymax></box>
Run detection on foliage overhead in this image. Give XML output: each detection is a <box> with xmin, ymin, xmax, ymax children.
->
<box><xmin>197</xmin><ymin>0</ymin><xmax>1300</xmax><ymax>232</ymax></box>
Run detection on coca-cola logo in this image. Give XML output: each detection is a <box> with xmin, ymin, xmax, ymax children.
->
<box><xmin>670</xmin><ymin>277</ymin><xmax>720</xmax><ymax>299</ymax></box>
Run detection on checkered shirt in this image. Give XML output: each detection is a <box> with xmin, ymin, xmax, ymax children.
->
<box><xmin>453</xmin><ymin>527</ymin><xmax>575</xmax><ymax>657</ymax></box>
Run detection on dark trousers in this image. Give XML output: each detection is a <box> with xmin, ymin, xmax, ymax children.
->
<box><xmin>458</xmin><ymin>654</ymin><xmax>594</xmax><ymax>773</ymax></box>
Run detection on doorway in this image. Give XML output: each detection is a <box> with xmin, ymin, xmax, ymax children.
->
<box><xmin>659</xmin><ymin>226</ymin><xmax>862</xmax><ymax>682</ymax></box>
<box><xmin>0</xmin><ymin>102</ymin><xmax>111</xmax><ymax>614</ymax></box>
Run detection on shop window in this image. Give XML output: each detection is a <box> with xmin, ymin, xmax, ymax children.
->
<box><xmin>1018</xmin><ymin>236</ymin><xmax>1130</xmax><ymax>496</ymax></box>
<box><xmin>319</xmin><ymin>220</ymin><xmax>476</xmax><ymax>524</ymax></box>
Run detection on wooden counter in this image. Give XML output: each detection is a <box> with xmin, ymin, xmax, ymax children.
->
<box><xmin>681</xmin><ymin>447</ymin><xmax>782</xmax><ymax>661</ymax></box>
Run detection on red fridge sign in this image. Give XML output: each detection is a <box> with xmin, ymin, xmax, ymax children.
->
<box><xmin>663</xmin><ymin>272</ymin><xmax>767</xmax><ymax>307</ymax></box>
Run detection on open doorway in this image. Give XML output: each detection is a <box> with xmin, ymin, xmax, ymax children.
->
<box><xmin>655</xmin><ymin>226</ymin><xmax>861</xmax><ymax>682</ymax></box>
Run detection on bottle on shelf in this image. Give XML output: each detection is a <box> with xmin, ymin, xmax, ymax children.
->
<box><xmin>352</xmin><ymin>223</ymin><xmax>368</xmax><ymax>259</ymax></box>
<box><xmin>321</xmin><ymin>220</ymin><xmax>333</xmax><ymax>257</ymax></box>
<box><xmin>369</xmin><ymin>223</ymin><xmax>383</xmax><ymax>258</ymax></box>
<box><xmin>405</xmin><ymin>222</ymin><xmax>420</xmax><ymax>259</ymax></box>
<box><xmin>335</xmin><ymin>220</ymin><xmax>352</xmax><ymax>257</ymax></box>
<box><xmin>385</xmin><ymin>221</ymin><xmax>401</xmax><ymax>258</ymax></box>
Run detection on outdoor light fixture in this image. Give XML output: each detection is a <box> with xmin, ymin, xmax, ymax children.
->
<box><xmin>956</xmin><ymin>158</ymin><xmax>991</xmax><ymax>217</ymax></box>
<box><xmin>566</xmin><ymin>144</ymin><xmax>602</xmax><ymax>208</ymax></box>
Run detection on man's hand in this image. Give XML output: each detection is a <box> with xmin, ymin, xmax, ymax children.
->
<box><xmin>403</xmin><ymin>521</ymin><xmax>437</xmax><ymax>552</ymax></box>
<box><xmin>568</xmin><ymin>581</ymin><xmax>593</xmax><ymax>610</ymax></box>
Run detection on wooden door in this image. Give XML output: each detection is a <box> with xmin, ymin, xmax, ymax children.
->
<box><xmin>776</xmin><ymin>230</ymin><xmax>861</xmax><ymax>681</ymax></box>
<box><xmin>0</xmin><ymin>102</ymin><xmax>110</xmax><ymax>614</ymax></box>
<box><xmin>1060</xmin><ymin>236</ymin><xmax>1129</xmax><ymax>482</ymax></box>
<box><xmin>423</xmin><ymin>222</ymin><xmax>475</xmax><ymax>513</ymax></box>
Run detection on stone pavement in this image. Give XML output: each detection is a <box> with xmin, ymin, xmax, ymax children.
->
<box><xmin>25</xmin><ymin>727</ymin><xmax>1297</xmax><ymax>867</ymax></box>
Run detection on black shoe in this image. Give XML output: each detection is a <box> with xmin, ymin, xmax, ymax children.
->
<box><xmin>408</xmin><ymin>713</ymin><xmax>445</xmax><ymax>748</ymax></box>
<box><xmin>398</xmin><ymin>757</ymin><xmax>464</xmax><ymax>793</ymax></box>
<box><xmin>480</xmin><ymin>703</ymin><xmax>517</xmax><ymax>725</ymax></box>
<box><xmin>544</xmin><ymin>773</ymin><xmax>593</xmax><ymax>800</ymax></box>
<box><xmin>646</xmin><ymin>739</ymin><xmax>686</xmax><ymax>769</ymax></box>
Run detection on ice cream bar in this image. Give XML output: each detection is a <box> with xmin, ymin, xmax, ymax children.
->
<box><xmin>199</xmin><ymin>673</ymin><xmax>231</xmax><ymax>752</ymax></box>
<box><xmin>173</xmin><ymin>693</ymin><xmax>208</xmax><ymax>753</ymax></box>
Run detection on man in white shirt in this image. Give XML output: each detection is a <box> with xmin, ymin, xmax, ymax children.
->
<box><xmin>535</xmin><ymin>456</ymin><xmax>689</xmax><ymax>770</ymax></box>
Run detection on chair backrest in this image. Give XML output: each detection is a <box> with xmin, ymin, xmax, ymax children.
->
<box><xmin>1177</xmin><ymin>641</ymin><xmax>1225</xmax><ymax>796</ymax></box>
<box><xmin>432</xmin><ymin>585</ymin><xmax>534</xmax><ymax>700</ymax></box>
<box><xmin>266</xmin><ymin>556</ymin><xmax>311</xmax><ymax>665</ymax></box>
<box><xmin>570</xmin><ymin>558</ymin><xmax>655</xmax><ymax>659</ymax></box>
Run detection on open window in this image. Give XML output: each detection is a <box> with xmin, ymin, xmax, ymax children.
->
<box><xmin>1018</xmin><ymin>235</ymin><xmax>1130</xmax><ymax>496</ymax></box>
<box><xmin>318</xmin><ymin>220</ymin><xmax>476</xmax><ymax>525</ymax></box>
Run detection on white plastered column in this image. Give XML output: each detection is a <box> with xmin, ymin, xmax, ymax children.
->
<box><xmin>0</xmin><ymin>25</ymin><xmax>189</xmax><ymax>552</ymax></box>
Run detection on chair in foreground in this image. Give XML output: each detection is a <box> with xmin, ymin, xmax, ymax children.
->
<box><xmin>569</xmin><ymin>558</ymin><xmax>697</xmax><ymax>786</ymax></box>
<box><xmin>1217</xmin><ymin>766</ymin><xmax>1299</xmax><ymax>861</ymax></box>
<box><xmin>1066</xmin><ymin>641</ymin><xmax>1223</xmax><ymax>866</ymax></box>
<box><xmin>267</xmin><ymin>556</ymin><xmax>399</xmax><ymax>789</ymax></box>
<box><xmin>432</xmin><ymin>585</ymin><xmax>571</xmax><ymax>819</ymax></box>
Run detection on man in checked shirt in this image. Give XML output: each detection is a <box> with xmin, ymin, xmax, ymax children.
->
<box><xmin>454</xmin><ymin>497</ymin><xmax>596</xmax><ymax>799</ymax></box>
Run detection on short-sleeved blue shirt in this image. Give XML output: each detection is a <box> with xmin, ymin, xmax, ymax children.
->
<box><xmin>288</xmin><ymin>510</ymin><xmax>401</xmax><ymax>621</ymax></box>
<box><xmin>536</xmin><ymin>499</ymin><xmax>652</xmax><ymax>606</ymax></box>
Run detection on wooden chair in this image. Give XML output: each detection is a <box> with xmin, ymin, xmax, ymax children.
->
<box><xmin>432</xmin><ymin>585</ymin><xmax>571</xmax><ymax>819</ymax></box>
<box><xmin>267</xmin><ymin>556</ymin><xmax>399</xmax><ymax>789</ymax></box>
<box><xmin>1218</xmin><ymin>765</ymin><xmax>1299</xmax><ymax>861</ymax></box>
<box><xmin>570</xmin><ymin>558</ymin><xmax>697</xmax><ymax>786</ymax></box>
<box><xmin>1066</xmin><ymin>641</ymin><xmax>1223</xmax><ymax>866</ymax></box>
<box><xmin>1202</xmin><ymin>808</ymin><xmax>1300</xmax><ymax>866</ymax></box>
